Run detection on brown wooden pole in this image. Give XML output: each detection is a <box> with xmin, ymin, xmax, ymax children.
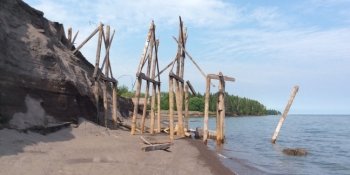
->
<box><xmin>131</xmin><ymin>77</ymin><xmax>142</xmax><ymax>135</ymax></box>
<box><xmin>203</xmin><ymin>76</ymin><xmax>211</xmax><ymax>143</ymax></box>
<box><xmin>93</xmin><ymin>24</ymin><xmax>103</xmax><ymax>124</ymax></box>
<box><xmin>71</xmin><ymin>30</ymin><xmax>79</xmax><ymax>48</ymax></box>
<box><xmin>272</xmin><ymin>86</ymin><xmax>299</xmax><ymax>144</ymax></box>
<box><xmin>184</xmin><ymin>84</ymin><xmax>189</xmax><ymax>130</ymax></box>
<box><xmin>169</xmin><ymin>77</ymin><xmax>174</xmax><ymax>140</ymax></box>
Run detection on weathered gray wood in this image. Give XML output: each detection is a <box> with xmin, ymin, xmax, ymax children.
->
<box><xmin>141</xmin><ymin>143</ymin><xmax>172</xmax><ymax>152</ymax></box>
<box><xmin>137</xmin><ymin>73</ymin><xmax>160</xmax><ymax>85</ymax></box>
<box><xmin>150</xmin><ymin>28</ymin><xmax>158</xmax><ymax>134</ymax></box>
<box><xmin>207</xmin><ymin>74</ymin><xmax>235</xmax><ymax>82</ymax></box>
<box><xmin>272</xmin><ymin>86</ymin><xmax>299</xmax><ymax>144</ymax></box>
<box><xmin>73</xmin><ymin>24</ymin><xmax>101</xmax><ymax>54</ymax></box>
<box><xmin>131</xmin><ymin>77</ymin><xmax>142</xmax><ymax>135</ymax></box>
<box><xmin>136</xmin><ymin>23</ymin><xmax>153</xmax><ymax>74</ymax></box>
<box><xmin>203</xmin><ymin>76</ymin><xmax>211</xmax><ymax>143</ymax></box>
<box><xmin>98</xmin><ymin>30</ymin><xmax>115</xmax><ymax>77</ymax></box>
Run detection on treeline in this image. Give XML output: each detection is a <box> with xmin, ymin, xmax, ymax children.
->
<box><xmin>118</xmin><ymin>86</ymin><xmax>281</xmax><ymax>116</ymax></box>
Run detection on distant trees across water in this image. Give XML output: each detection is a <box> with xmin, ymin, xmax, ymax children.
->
<box><xmin>118</xmin><ymin>85</ymin><xmax>281</xmax><ymax>116</ymax></box>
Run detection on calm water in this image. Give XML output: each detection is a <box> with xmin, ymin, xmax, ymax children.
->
<box><xmin>189</xmin><ymin>115</ymin><xmax>350</xmax><ymax>175</ymax></box>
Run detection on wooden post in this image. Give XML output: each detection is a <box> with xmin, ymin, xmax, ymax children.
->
<box><xmin>103</xmin><ymin>26</ymin><xmax>110</xmax><ymax>127</ymax></box>
<box><xmin>93</xmin><ymin>24</ymin><xmax>103</xmax><ymax>124</ymax></box>
<box><xmin>217</xmin><ymin>74</ymin><xmax>226</xmax><ymax>144</ymax></box>
<box><xmin>184</xmin><ymin>84</ymin><xmax>189</xmax><ymax>130</ymax></box>
<box><xmin>149</xmin><ymin>36</ymin><xmax>158</xmax><ymax>134</ymax></box>
<box><xmin>157</xmin><ymin>84</ymin><xmax>161</xmax><ymax>133</ymax></box>
<box><xmin>112</xmin><ymin>82</ymin><xmax>118</xmax><ymax>124</ymax></box>
<box><xmin>67</xmin><ymin>27</ymin><xmax>72</xmax><ymax>44</ymax></box>
<box><xmin>140</xmin><ymin>34</ymin><xmax>154</xmax><ymax>134</ymax></box>
<box><xmin>271</xmin><ymin>86</ymin><xmax>299</xmax><ymax>144</ymax></box>
<box><xmin>131</xmin><ymin>77</ymin><xmax>142</xmax><ymax>135</ymax></box>
<box><xmin>203</xmin><ymin>76</ymin><xmax>211</xmax><ymax>143</ymax></box>
<box><xmin>169</xmin><ymin>77</ymin><xmax>174</xmax><ymax>140</ymax></box>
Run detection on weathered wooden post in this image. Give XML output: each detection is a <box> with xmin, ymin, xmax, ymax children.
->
<box><xmin>131</xmin><ymin>77</ymin><xmax>142</xmax><ymax>135</ymax></box>
<box><xmin>103</xmin><ymin>25</ymin><xmax>110</xmax><ymax>127</ymax></box>
<box><xmin>203</xmin><ymin>76</ymin><xmax>211</xmax><ymax>143</ymax></box>
<box><xmin>93</xmin><ymin>23</ymin><xmax>103</xmax><ymax>124</ymax></box>
<box><xmin>149</xmin><ymin>40</ymin><xmax>158</xmax><ymax>134</ymax></box>
<box><xmin>157</xmin><ymin>84</ymin><xmax>161</xmax><ymax>133</ymax></box>
<box><xmin>112</xmin><ymin>81</ymin><xmax>118</xmax><ymax>124</ymax></box>
<box><xmin>184</xmin><ymin>84</ymin><xmax>189</xmax><ymax>130</ymax></box>
<box><xmin>217</xmin><ymin>73</ymin><xmax>226</xmax><ymax>144</ymax></box>
<box><xmin>67</xmin><ymin>27</ymin><xmax>72</xmax><ymax>44</ymax></box>
<box><xmin>169</xmin><ymin>77</ymin><xmax>175</xmax><ymax>140</ymax></box>
<box><xmin>271</xmin><ymin>85</ymin><xmax>299</xmax><ymax>144</ymax></box>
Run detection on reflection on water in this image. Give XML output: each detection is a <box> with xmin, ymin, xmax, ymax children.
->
<box><xmin>189</xmin><ymin>115</ymin><xmax>350</xmax><ymax>175</ymax></box>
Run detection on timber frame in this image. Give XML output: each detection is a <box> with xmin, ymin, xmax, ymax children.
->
<box><xmin>68</xmin><ymin>23</ymin><xmax>119</xmax><ymax>126</ymax></box>
<box><xmin>203</xmin><ymin>72</ymin><xmax>235</xmax><ymax>145</ymax></box>
<box><xmin>131</xmin><ymin>21</ymin><xmax>162</xmax><ymax>135</ymax></box>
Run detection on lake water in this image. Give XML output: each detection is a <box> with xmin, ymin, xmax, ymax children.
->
<box><xmin>189</xmin><ymin>115</ymin><xmax>350</xmax><ymax>175</ymax></box>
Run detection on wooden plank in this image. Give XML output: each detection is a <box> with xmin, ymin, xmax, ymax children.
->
<box><xmin>271</xmin><ymin>86</ymin><xmax>299</xmax><ymax>144</ymax></box>
<box><xmin>141</xmin><ymin>143</ymin><xmax>172</xmax><ymax>152</ymax></box>
<box><xmin>92</xmin><ymin>24</ymin><xmax>103</xmax><ymax>79</ymax></box>
<box><xmin>71</xmin><ymin>30</ymin><xmax>79</xmax><ymax>49</ymax></box>
<box><xmin>207</xmin><ymin>74</ymin><xmax>235</xmax><ymax>82</ymax></box>
<box><xmin>203</xmin><ymin>76</ymin><xmax>211</xmax><ymax>144</ymax></box>
<box><xmin>217</xmin><ymin>75</ymin><xmax>226</xmax><ymax>145</ymax></box>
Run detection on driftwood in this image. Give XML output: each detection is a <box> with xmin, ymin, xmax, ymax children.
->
<box><xmin>23</xmin><ymin>122</ymin><xmax>71</xmax><ymax>135</ymax></box>
<box><xmin>283</xmin><ymin>148</ymin><xmax>307</xmax><ymax>156</ymax></box>
<box><xmin>142</xmin><ymin>143</ymin><xmax>172</xmax><ymax>152</ymax></box>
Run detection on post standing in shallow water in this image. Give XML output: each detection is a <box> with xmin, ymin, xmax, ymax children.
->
<box><xmin>271</xmin><ymin>85</ymin><xmax>299</xmax><ymax>144</ymax></box>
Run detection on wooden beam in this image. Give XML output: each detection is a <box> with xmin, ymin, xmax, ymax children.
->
<box><xmin>169</xmin><ymin>72</ymin><xmax>184</xmax><ymax>83</ymax></box>
<box><xmin>112</xmin><ymin>82</ymin><xmax>118</xmax><ymax>124</ymax></box>
<box><xmin>186</xmin><ymin>80</ymin><xmax>196</xmax><ymax>95</ymax></box>
<box><xmin>272</xmin><ymin>86</ymin><xmax>299</xmax><ymax>144</ymax></box>
<box><xmin>67</xmin><ymin>27</ymin><xmax>72</xmax><ymax>44</ymax></box>
<box><xmin>172</xmin><ymin>36</ymin><xmax>206</xmax><ymax>79</ymax></box>
<box><xmin>137</xmin><ymin>73</ymin><xmax>160</xmax><ymax>85</ymax></box>
<box><xmin>103</xmin><ymin>25</ymin><xmax>110</xmax><ymax>127</ymax></box>
<box><xmin>71</xmin><ymin>30</ymin><xmax>79</xmax><ymax>49</ymax></box>
<box><xmin>207</xmin><ymin>74</ymin><xmax>235</xmax><ymax>82</ymax></box>
<box><xmin>73</xmin><ymin>24</ymin><xmax>101</xmax><ymax>54</ymax></box>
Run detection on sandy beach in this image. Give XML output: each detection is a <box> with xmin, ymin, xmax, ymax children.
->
<box><xmin>0</xmin><ymin>119</ymin><xmax>234</xmax><ymax>175</ymax></box>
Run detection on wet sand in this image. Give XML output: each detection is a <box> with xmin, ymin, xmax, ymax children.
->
<box><xmin>0</xmin><ymin>119</ymin><xmax>235</xmax><ymax>175</ymax></box>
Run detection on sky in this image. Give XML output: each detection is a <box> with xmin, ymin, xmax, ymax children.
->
<box><xmin>24</xmin><ymin>0</ymin><xmax>350</xmax><ymax>114</ymax></box>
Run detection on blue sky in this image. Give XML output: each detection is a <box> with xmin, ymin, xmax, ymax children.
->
<box><xmin>24</xmin><ymin>0</ymin><xmax>350</xmax><ymax>114</ymax></box>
